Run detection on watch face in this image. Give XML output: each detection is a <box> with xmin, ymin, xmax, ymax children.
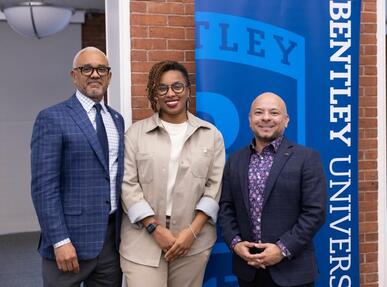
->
<box><xmin>146</xmin><ymin>223</ymin><xmax>158</xmax><ymax>234</ymax></box>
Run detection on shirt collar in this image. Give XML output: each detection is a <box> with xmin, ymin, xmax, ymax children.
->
<box><xmin>144</xmin><ymin>111</ymin><xmax>212</xmax><ymax>133</ymax></box>
<box><xmin>249</xmin><ymin>135</ymin><xmax>284</xmax><ymax>153</ymax></box>
<box><xmin>76</xmin><ymin>90</ymin><xmax>107</xmax><ymax>113</ymax></box>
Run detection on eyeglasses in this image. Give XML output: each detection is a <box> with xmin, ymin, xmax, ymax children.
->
<box><xmin>155</xmin><ymin>82</ymin><xmax>187</xmax><ymax>96</ymax></box>
<box><xmin>73</xmin><ymin>65</ymin><xmax>111</xmax><ymax>77</ymax></box>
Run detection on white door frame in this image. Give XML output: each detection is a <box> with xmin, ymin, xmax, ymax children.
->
<box><xmin>105</xmin><ymin>0</ymin><xmax>132</xmax><ymax>128</ymax></box>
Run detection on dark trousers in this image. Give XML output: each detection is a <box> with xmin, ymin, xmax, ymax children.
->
<box><xmin>42</xmin><ymin>215</ymin><xmax>122</xmax><ymax>287</ymax></box>
<box><xmin>238</xmin><ymin>268</ymin><xmax>314</xmax><ymax>287</ymax></box>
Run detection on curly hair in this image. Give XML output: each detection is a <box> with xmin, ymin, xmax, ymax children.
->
<box><xmin>146</xmin><ymin>60</ymin><xmax>191</xmax><ymax>112</ymax></box>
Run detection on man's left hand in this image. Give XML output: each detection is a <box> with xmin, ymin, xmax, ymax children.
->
<box><xmin>247</xmin><ymin>243</ymin><xmax>284</xmax><ymax>268</ymax></box>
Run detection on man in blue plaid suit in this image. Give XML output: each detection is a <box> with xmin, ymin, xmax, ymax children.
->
<box><xmin>31</xmin><ymin>47</ymin><xmax>124</xmax><ymax>286</ymax></box>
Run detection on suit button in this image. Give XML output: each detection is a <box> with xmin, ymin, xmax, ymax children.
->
<box><xmin>106</xmin><ymin>200</ymin><xmax>110</xmax><ymax>204</ymax></box>
<box><xmin>105</xmin><ymin>175</ymin><xmax>110</xmax><ymax>180</ymax></box>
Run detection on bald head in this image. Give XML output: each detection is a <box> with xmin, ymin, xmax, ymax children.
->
<box><xmin>249</xmin><ymin>92</ymin><xmax>289</xmax><ymax>150</ymax></box>
<box><xmin>250</xmin><ymin>92</ymin><xmax>288</xmax><ymax>116</ymax></box>
<box><xmin>72</xmin><ymin>46</ymin><xmax>108</xmax><ymax>68</ymax></box>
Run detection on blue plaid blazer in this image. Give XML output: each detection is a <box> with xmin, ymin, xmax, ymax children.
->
<box><xmin>31</xmin><ymin>95</ymin><xmax>125</xmax><ymax>260</ymax></box>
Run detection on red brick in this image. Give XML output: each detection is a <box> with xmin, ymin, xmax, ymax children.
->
<box><xmin>148</xmin><ymin>2</ymin><xmax>185</xmax><ymax>14</ymax></box>
<box><xmin>360</xmin><ymin>262</ymin><xmax>378</xmax><ymax>273</ymax></box>
<box><xmin>365</xmin><ymin>272</ymin><xmax>378</xmax><ymax>283</ymax></box>
<box><xmin>185</xmin><ymin>28</ymin><xmax>195</xmax><ymax>40</ymax></box>
<box><xmin>132</xmin><ymin>108</ymin><xmax>154</xmax><ymax>121</ymax></box>
<box><xmin>82</xmin><ymin>13</ymin><xmax>106</xmax><ymax>53</ymax></box>
<box><xmin>364</xmin><ymin>128</ymin><xmax>378</xmax><ymax>138</ymax></box>
<box><xmin>365</xmin><ymin>233</ymin><xmax>378</xmax><ymax>243</ymax></box>
<box><xmin>168</xmin><ymin>39</ymin><xmax>195</xmax><ymax>50</ymax></box>
<box><xmin>132</xmin><ymin>96</ymin><xmax>149</xmax><ymax>108</ymax></box>
<box><xmin>359</xmin><ymin>181</ymin><xmax>378</xmax><ymax>192</ymax></box>
<box><xmin>131</xmin><ymin>26</ymin><xmax>149</xmax><ymax>38</ymax></box>
<box><xmin>360</xmin><ymin>34</ymin><xmax>376</xmax><ymax>45</ymax></box>
<box><xmin>185</xmin><ymin>3</ymin><xmax>194</xmax><ymax>15</ymax></box>
<box><xmin>363</xmin><ymin>192</ymin><xmax>378</xmax><ymax>201</ymax></box>
<box><xmin>131</xmin><ymin>1</ymin><xmax>147</xmax><ymax>13</ymax></box>
<box><xmin>132</xmin><ymin>86</ymin><xmax>148</xmax><ymax>97</ymax></box>
<box><xmin>359</xmin><ymin>139</ymin><xmax>377</xmax><ymax>149</ymax></box>
<box><xmin>131</xmin><ymin>14</ymin><xmax>168</xmax><ymax>26</ymax></box>
<box><xmin>363</xmin><ymin>170</ymin><xmax>377</xmax><ymax>180</ymax></box>
<box><xmin>168</xmin><ymin>15</ymin><xmax>194</xmax><ymax>27</ymax></box>
<box><xmin>149</xmin><ymin>27</ymin><xmax>185</xmax><ymax>39</ymax></box>
<box><xmin>364</xmin><ymin>66</ymin><xmax>376</xmax><ymax>75</ymax></box>
<box><xmin>360</xmin><ymin>242</ymin><xmax>378</xmax><ymax>253</ymax></box>
<box><xmin>148</xmin><ymin>50</ymin><xmax>185</xmax><ymax>61</ymax></box>
<box><xmin>132</xmin><ymin>73</ymin><xmax>149</xmax><ymax>85</ymax></box>
<box><xmin>360</xmin><ymin>56</ymin><xmax>376</xmax><ymax>65</ymax></box>
<box><xmin>363</xmin><ymin>3</ymin><xmax>376</xmax><ymax>12</ymax></box>
<box><xmin>132</xmin><ymin>38</ymin><xmax>167</xmax><ymax>50</ymax></box>
<box><xmin>361</xmin><ymin>12</ymin><xmax>377</xmax><ymax>23</ymax></box>
<box><xmin>185</xmin><ymin>51</ymin><xmax>195</xmax><ymax>62</ymax></box>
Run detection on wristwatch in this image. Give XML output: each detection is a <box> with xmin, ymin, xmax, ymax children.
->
<box><xmin>146</xmin><ymin>222</ymin><xmax>159</xmax><ymax>234</ymax></box>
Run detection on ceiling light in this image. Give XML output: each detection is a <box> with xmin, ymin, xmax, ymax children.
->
<box><xmin>2</xmin><ymin>1</ymin><xmax>74</xmax><ymax>39</ymax></box>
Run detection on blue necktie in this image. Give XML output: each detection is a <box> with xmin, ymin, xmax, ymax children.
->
<box><xmin>94</xmin><ymin>103</ymin><xmax>109</xmax><ymax>166</ymax></box>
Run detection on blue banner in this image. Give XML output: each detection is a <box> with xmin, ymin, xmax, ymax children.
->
<box><xmin>196</xmin><ymin>1</ymin><xmax>361</xmax><ymax>286</ymax></box>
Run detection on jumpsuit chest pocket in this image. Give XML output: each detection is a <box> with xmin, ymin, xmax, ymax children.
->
<box><xmin>136</xmin><ymin>153</ymin><xmax>154</xmax><ymax>183</ymax></box>
<box><xmin>190</xmin><ymin>148</ymin><xmax>213</xmax><ymax>178</ymax></box>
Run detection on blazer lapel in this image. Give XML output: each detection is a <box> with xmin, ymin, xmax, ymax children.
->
<box><xmin>262</xmin><ymin>138</ymin><xmax>293</xmax><ymax>207</ymax></box>
<box><xmin>239</xmin><ymin>147</ymin><xmax>252</xmax><ymax>216</ymax></box>
<box><xmin>66</xmin><ymin>95</ymin><xmax>109</xmax><ymax>174</ymax></box>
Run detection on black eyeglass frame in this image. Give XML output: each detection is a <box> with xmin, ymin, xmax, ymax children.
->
<box><xmin>155</xmin><ymin>82</ymin><xmax>189</xmax><ymax>96</ymax></box>
<box><xmin>73</xmin><ymin>65</ymin><xmax>111</xmax><ymax>77</ymax></box>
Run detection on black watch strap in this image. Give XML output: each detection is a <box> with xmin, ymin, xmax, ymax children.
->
<box><xmin>146</xmin><ymin>222</ymin><xmax>159</xmax><ymax>234</ymax></box>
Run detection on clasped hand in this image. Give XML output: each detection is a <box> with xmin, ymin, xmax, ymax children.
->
<box><xmin>152</xmin><ymin>226</ymin><xmax>196</xmax><ymax>262</ymax></box>
<box><xmin>233</xmin><ymin>241</ymin><xmax>284</xmax><ymax>269</ymax></box>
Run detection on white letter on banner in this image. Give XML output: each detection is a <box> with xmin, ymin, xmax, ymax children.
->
<box><xmin>330</xmin><ymin>179</ymin><xmax>351</xmax><ymax>202</ymax></box>
<box><xmin>330</xmin><ymin>105</ymin><xmax>351</xmax><ymax>123</ymax></box>
<box><xmin>330</xmin><ymin>238</ymin><xmax>351</xmax><ymax>254</ymax></box>
<box><xmin>330</xmin><ymin>64</ymin><xmax>351</xmax><ymax>86</ymax></box>
<box><xmin>330</xmin><ymin>40</ymin><xmax>351</xmax><ymax>64</ymax></box>
<box><xmin>330</xmin><ymin>254</ymin><xmax>351</xmax><ymax>273</ymax></box>
<box><xmin>329</xmin><ymin>156</ymin><xmax>351</xmax><ymax>177</ymax></box>
<box><xmin>330</xmin><ymin>123</ymin><xmax>351</xmax><ymax>146</ymax></box>
<box><xmin>330</xmin><ymin>87</ymin><xmax>351</xmax><ymax>105</ymax></box>
<box><xmin>330</xmin><ymin>1</ymin><xmax>352</xmax><ymax>20</ymax></box>
<box><xmin>330</xmin><ymin>20</ymin><xmax>352</xmax><ymax>38</ymax></box>
<box><xmin>330</xmin><ymin>275</ymin><xmax>352</xmax><ymax>287</ymax></box>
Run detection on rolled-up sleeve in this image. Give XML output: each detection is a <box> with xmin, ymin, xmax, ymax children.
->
<box><xmin>121</xmin><ymin>126</ymin><xmax>155</xmax><ymax>224</ymax></box>
<box><xmin>195</xmin><ymin>129</ymin><xmax>225</xmax><ymax>223</ymax></box>
<box><xmin>128</xmin><ymin>200</ymin><xmax>155</xmax><ymax>223</ymax></box>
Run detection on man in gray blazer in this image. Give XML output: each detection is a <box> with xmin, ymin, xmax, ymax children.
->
<box><xmin>218</xmin><ymin>92</ymin><xmax>326</xmax><ymax>287</ymax></box>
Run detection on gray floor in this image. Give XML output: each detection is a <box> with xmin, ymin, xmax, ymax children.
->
<box><xmin>0</xmin><ymin>232</ymin><xmax>42</xmax><ymax>287</ymax></box>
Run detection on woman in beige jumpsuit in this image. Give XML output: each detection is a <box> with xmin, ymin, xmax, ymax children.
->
<box><xmin>120</xmin><ymin>61</ymin><xmax>225</xmax><ymax>287</ymax></box>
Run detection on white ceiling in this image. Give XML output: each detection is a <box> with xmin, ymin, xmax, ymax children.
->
<box><xmin>0</xmin><ymin>0</ymin><xmax>105</xmax><ymax>12</ymax></box>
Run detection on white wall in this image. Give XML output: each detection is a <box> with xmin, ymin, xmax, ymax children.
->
<box><xmin>0</xmin><ymin>22</ymin><xmax>82</xmax><ymax>234</ymax></box>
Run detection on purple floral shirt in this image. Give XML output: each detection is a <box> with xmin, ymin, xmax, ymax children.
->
<box><xmin>248</xmin><ymin>136</ymin><xmax>282</xmax><ymax>242</ymax></box>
